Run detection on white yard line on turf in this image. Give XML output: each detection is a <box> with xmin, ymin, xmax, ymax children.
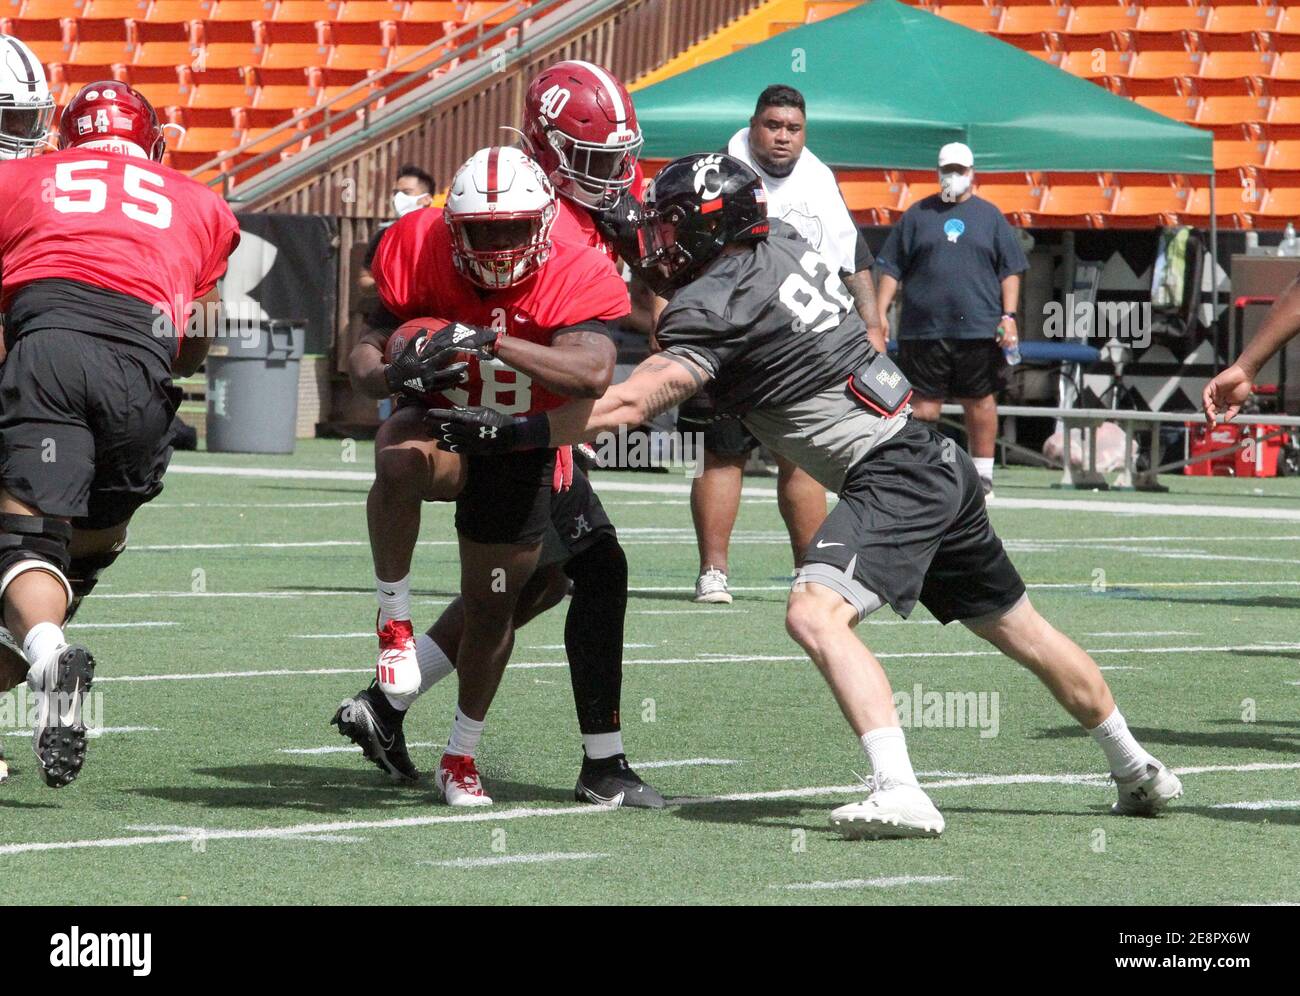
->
<box><xmin>420</xmin><ymin>852</ymin><xmax>608</xmax><ymax>869</ymax></box>
<box><xmin>3</xmin><ymin>761</ymin><xmax>1298</xmax><ymax>858</ymax></box>
<box><xmin>780</xmin><ymin>876</ymin><xmax>959</xmax><ymax>891</ymax></box>
<box><xmin>66</xmin><ymin>622</ymin><xmax>178</xmax><ymax>630</ymax></box>
<box><xmin>88</xmin><ymin>641</ymin><xmax>1300</xmax><ymax>683</ymax></box>
<box><xmin>1211</xmin><ymin>800</ymin><xmax>1300</xmax><ymax>810</ymax></box>
<box><xmin>278</xmin><ymin>742</ymin><xmax>439</xmax><ymax>756</ymax></box>
<box><xmin>4</xmin><ymin>726</ymin><xmax>160</xmax><ymax>738</ymax></box>
<box><xmin>632</xmin><ymin>758</ymin><xmax>740</xmax><ymax>770</ymax></box>
<box><xmin>167</xmin><ymin>463</ymin><xmax>1300</xmax><ymax>520</ymax></box>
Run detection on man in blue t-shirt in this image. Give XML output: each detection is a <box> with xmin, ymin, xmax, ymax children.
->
<box><xmin>875</xmin><ymin>142</ymin><xmax>1028</xmax><ymax>496</ymax></box>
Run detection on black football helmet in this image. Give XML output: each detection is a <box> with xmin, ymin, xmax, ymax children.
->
<box><xmin>637</xmin><ymin>153</ymin><xmax>769</xmax><ymax>290</ymax></box>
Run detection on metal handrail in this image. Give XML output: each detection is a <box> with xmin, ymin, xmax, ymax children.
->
<box><xmin>189</xmin><ymin>0</ymin><xmax>564</xmax><ymax>192</ymax></box>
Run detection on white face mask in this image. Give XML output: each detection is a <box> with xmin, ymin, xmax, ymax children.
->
<box><xmin>939</xmin><ymin>171</ymin><xmax>972</xmax><ymax>203</ymax></box>
<box><xmin>392</xmin><ymin>191</ymin><xmax>427</xmax><ymax>217</ymax></box>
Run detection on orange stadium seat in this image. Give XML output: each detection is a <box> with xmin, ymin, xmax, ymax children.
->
<box><xmin>404</xmin><ymin>1</ymin><xmax>461</xmax><ymax>21</ymax></box>
<box><xmin>256</xmin><ymin>83</ymin><xmax>319</xmax><ymax>108</ymax></box>
<box><xmin>898</xmin><ymin>180</ymin><xmax>941</xmax><ymax>210</ymax></box>
<box><xmin>188</xmin><ymin>82</ymin><xmax>254</xmax><ymax>108</ymax></box>
<box><xmin>933</xmin><ymin>4</ymin><xmax>1001</xmax><ymax>33</ymax></box>
<box><xmin>460</xmin><ymin>2</ymin><xmax>518</xmax><ymax>25</ymax></box>
<box><xmin>196</xmin><ymin>43</ymin><xmax>263</xmax><ymax>70</ymax></box>
<box><xmin>1185</xmin><ymin>182</ymin><xmax>1260</xmax><ymax>228</ymax></box>
<box><xmin>1280</xmin><ymin>7</ymin><xmax>1300</xmax><ymax>35</ymax></box>
<box><xmin>1107</xmin><ymin>184</ymin><xmax>1191</xmax><ymax>226</ymax></box>
<box><xmin>1066</xmin><ymin>5</ymin><xmax>1139</xmax><ymax>35</ymax></box>
<box><xmin>1028</xmin><ymin>183</ymin><xmax>1113</xmax><ymax>227</ymax></box>
<box><xmin>1205</xmin><ymin>5</ymin><xmax>1282</xmax><ymax>35</ymax></box>
<box><xmin>208</xmin><ymin>0</ymin><xmax>275</xmax><ymax>20</ymax></box>
<box><xmin>176</xmin><ymin>125</ymin><xmax>242</xmax><ymax>154</ymax></box>
<box><xmin>1199</xmin><ymin>32</ymin><xmax>1276</xmax><ymax>79</ymax></box>
<box><xmin>84</xmin><ymin>0</ymin><xmax>149</xmax><ymax>17</ymax></box>
<box><xmin>131</xmin><ymin>19</ymin><xmax>197</xmax><ymax>66</ymax></box>
<box><xmin>19</xmin><ymin>0</ymin><xmax>88</xmax><ymax>17</ymax></box>
<box><xmin>1135</xmin><ymin>94</ymin><xmax>1200</xmax><ymax>120</ymax></box>
<box><xmin>132</xmin><ymin>79</ymin><xmax>191</xmax><ymax>107</ymax></box>
<box><xmin>330</xmin><ymin>20</ymin><xmax>389</xmax><ymax>45</ymax></box>
<box><xmin>274</xmin><ymin>1</ymin><xmax>339</xmax><ymax>20</ymax></box>
<box><xmin>338</xmin><ymin>0</ymin><xmax>406</xmax><ymax>21</ymax></box>
<box><xmin>1197</xmin><ymin>94</ymin><xmax>1272</xmax><ymax>125</ymax></box>
<box><xmin>328</xmin><ymin>44</ymin><xmax>386</xmax><ymax>70</ymax></box>
<box><xmin>974</xmin><ymin>181</ymin><xmax>1044</xmax><ymax>221</ymax></box>
<box><xmin>997</xmin><ymin>4</ymin><xmax>1069</xmax><ymax>35</ymax></box>
<box><xmin>261</xmin><ymin>41</ymin><xmax>330</xmax><ymax>69</ymax></box>
<box><xmin>1058</xmin><ymin>49</ymin><xmax>1131</xmax><ymax>78</ymax></box>
<box><xmin>1257</xmin><ymin>185</ymin><xmax>1300</xmax><ymax>221</ymax></box>
<box><xmin>145</xmin><ymin>1</ymin><xmax>211</xmax><ymax>22</ymax></box>
<box><xmin>243</xmin><ymin>124</ymin><xmax>308</xmax><ymax>158</ymax></box>
<box><xmin>1216</xmin><ymin>139</ymin><xmax>1271</xmax><ymax>170</ymax></box>
<box><xmin>1135</xmin><ymin>6</ymin><xmax>1207</xmax><ymax>34</ymax></box>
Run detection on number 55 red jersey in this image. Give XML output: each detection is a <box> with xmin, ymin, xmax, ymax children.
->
<box><xmin>0</xmin><ymin>147</ymin><xmax>241</xmax><ymax>349</ymax></box>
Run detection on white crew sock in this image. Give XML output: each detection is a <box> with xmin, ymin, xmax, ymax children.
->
<box><xmin>445</xmin><ymin>708</ymin><xmax>485</xmax><ymax>759</ymax></box>
<box><xmin>1089</xmin><ymin>707</ymin><xmax>1153</xmax><ymax>780</ymax></box>
<box><xmin>375</xmin><ymin>573</ymin><xmax>411</xmax><ymax>624</ymax></box>
<box><xmin>861</xmin><ymin>726</ymin><xmax>919</xmax><ymax>788</ymax></box>
<box><xmin>583</xmin><ymin>731</ymin><xmax>624</xmax><ymax>761</ymax></box>
<box><xmin>972</xmin><ymin>456</ymin><xmax>994</xmax><ymax>481</ymax></box>
<box><xmin>385</xmin><ymin>634</ymin><xmax>455</xmax><ymax>711</ymax></box>
<box><xmin>23</xmin><ymin>621</ymin><xmax>66</xmax><ymax>674</ymax></box>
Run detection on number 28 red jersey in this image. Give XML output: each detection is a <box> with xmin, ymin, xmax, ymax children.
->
<box><xmin>0</xmin><ymin>147</ymin><xmax>241</xmax><ymax>339</ymax></box>
<box><xmin>372</xmin><ymin>206</ymin><xmax>629</xmax><ymax>417</ymax></box>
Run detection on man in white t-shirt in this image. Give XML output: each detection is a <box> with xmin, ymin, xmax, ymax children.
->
<box><xmin>681</xmin><ymin>85</ymin><xmax>882</xmax><ymax>605</ymax></box>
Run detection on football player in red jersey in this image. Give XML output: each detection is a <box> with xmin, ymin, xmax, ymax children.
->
<box><xmin>0</xmin><ymin>82</ymin><xmax>240</xmax><ymax>787</ymax></box>
<box><xmin>338</xmin><ymin>146</ymin><xmax>662</xmax><ymax>806</ymax></box>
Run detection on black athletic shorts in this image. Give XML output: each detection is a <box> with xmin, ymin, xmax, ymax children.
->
<box><xmin>896</xmin><ymin>338</ymin><xmax>1005</xmax><ymax>401</ymax></box>
<box><xmin>454</xmin><ymin>447</ymin><xmax>557</xmax><ymax>545</ymax></box>
<box><xmin>539</xmin><ymin>464</ymin><xmax>615</xmax><ymax>567</ymax></box>
<box><xmin>677</xmin><ymin>398</ymin><xmax>757</xmax><ymax>458</ymax></box>
<box><xmin>0</xmin><ymin>329</ymin><xmax>179</xmax><ymax>529</ymax></box>
<box><xmin>798</xmin><ymin>419</ymin><xmax>1025</xmax><ymax>625</ymax></box>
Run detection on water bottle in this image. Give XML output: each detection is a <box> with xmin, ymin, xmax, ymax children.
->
<box><xmin>1281</xmin><ymin>222</ymin><xmax>1299</xmax><ymax>257</ymax></box>
<box><xmin>998</xmin><ymin>316</ymin><xmax>1021</xmax><ymax>366</ymax></box>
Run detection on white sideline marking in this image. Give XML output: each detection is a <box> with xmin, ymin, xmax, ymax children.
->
<box><xmin>1210</xmin><ymin>800</ymin><xmax>1300</xmax><ymax>810</ymax></box>
<box><xmin>167</xmin><ymin>462</ymin><xmax>1300</xmax><ymax>520</ymax></box>
<box><xmin>293</xmin><ymin>633</ymin><xmax>376</xmax><ymax>640</ymax></box>
<box><xmin>781</xmin><ymin>875</ymin><xmax>958</xmax><ymax>891</ymax></box>
<box><xmin>4</xmin><ymin>761</ymin><xmax>1299</xmax><ymax>858</ymax></box>
<box><xmin>4</xmin><ymin>726</ymin><xmax>160</xmax><ymax>738</ymax></box>
<box><xmin>87</xmin><ymin>641</ymin><xmax>1300</xmax><ymax>683</ymax></box>
<box><xmin>278</xmin><ymin>742</ymin><xmax>440</xmax><ymax>756</ymax></box>
<box><xmin>630</xmin><ymin>580</ymin><xmax>1300</xmax><ymax>595</ymax></box>
<box><xmin>421</xmin><ymin>851</ymin><xmax>607</xmax><ymax>869</ymax></box>
<box><xmin>147</xmin><ymin>501</ymin><xmax>366</xmax><ymax>509</ymax></box>
<box><xmin>66</xmin><ymin>622</ymin><xmax>178</xmax><ymax>630</ymax></box>
<box><xmin>635</xmin><ymin>609</ymin><xmax>748</xmax><ymax>615</ymax></box>
<box><xmin>634</xmin><ymin>758</ymin><xmax>740</xmax><ymax>770</ymax></box>
<box><xmin>1084</xmin><ymin>631</ymin><xmax>1196</xmax><ymax>637</ymax></box>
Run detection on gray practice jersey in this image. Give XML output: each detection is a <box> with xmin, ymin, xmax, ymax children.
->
<box><xmin>658</xmin><ymin>225</ymin><xmax>908</xmax><ymax>492</ymax></box>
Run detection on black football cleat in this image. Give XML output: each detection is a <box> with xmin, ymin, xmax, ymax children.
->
<box><xmin>30</xmin><ymin>645</ymin><xmax>96</xmax><ymax>788</ymax></box>
<box><xmin>331</xmin><ymin>681</ymin><xmax>419</xmax><ymax>781</ymax></box>
<box><xmin>575</xmin><ymin>753</ymin><xmax>666</xmax><ymax>809</ymax></box>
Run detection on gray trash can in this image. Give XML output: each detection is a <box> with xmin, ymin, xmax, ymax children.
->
<box><xmin>205</xmin><ymin>320</ymin><xmax>305</xmax><ymax>454</ymax></box>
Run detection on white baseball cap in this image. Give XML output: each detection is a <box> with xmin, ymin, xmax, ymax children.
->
<box><xmin>938</xmin><ymin>142</ymin><xmax>974</xmax><ymax>169</ymax></box>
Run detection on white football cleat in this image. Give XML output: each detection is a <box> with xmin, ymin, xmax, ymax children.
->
<box><xmin>694</xmin><ymin>568</ymin><xmax>732</xmax><ymax>605</ymax></box>
<box><xmin>1112</xmin><ymin>762</ymin><xmax>1183</xmax><ymax>816</ymax></box>
<box><xmin>375</xmin><ymin>616</ymin><xmax>420</xmax><ymax>698</ymax></box>
<box><xmin>830</xmin><ymin>777</ymin><xmax>945</xmax><ymax>840</ymax></box>
<box><xmin>436</xmin><ymin>753</ymin><xmax>493</xmax><ymax>807</ymax></box>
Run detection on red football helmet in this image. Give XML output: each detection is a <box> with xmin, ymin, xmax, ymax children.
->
<box><xmin>58</xmin><ymin>81</ymin><xmax>166</xmax><ymax>162</ymax></box>
<box><xmin>522</xmin><ymin>60</ymin><xmax>642</xmax><ymax>211</ymax></box>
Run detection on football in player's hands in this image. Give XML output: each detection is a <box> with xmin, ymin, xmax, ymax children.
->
<box><xmin>383</xmin><ymin>318</ymin><xmax>470</xmax><ymax>400</ymax></box>
<box><xmin>421</xmin><ymin>321</ymin><xmax>502</xmax><ymax>363</ymax></box>
<box><xmin>425</xmin><ymin>406</ymin><xmax>518</xmax><ymax>454</ymax></box>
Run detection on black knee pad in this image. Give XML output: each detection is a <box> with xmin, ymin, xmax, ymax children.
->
<box><xmin>65</xmin><ymin>540</ymin><xmax>125</xmax><ymax>623</ymax></box>
<box><xmin>0</xmin><ymin>513</ymin><xmax>73</xmax><ymax>608</ymax></box>
<box><xmin>563</xmin><ymin>534</ymin><xmax>628</xmax><ymax>590</ymax></box>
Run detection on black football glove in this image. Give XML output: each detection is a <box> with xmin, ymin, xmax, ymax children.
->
<box><xmin>424</xmin><ymin>321</ymin><xmax>501</xmax><ymax>361</ymax></box>
<box><xmin>384</xmin><ymin>331</ymin><xmax>469</xmax><ymax>398</ymax></box>
<box><xmin>425</xmin><ymin>406</ymin><xmax>520</xmax><ymax>454</ymax></box>
<box><xmin>594</xmin><ymin>190</ymin><xmax>646</xmax><ymax>267</ymax></box>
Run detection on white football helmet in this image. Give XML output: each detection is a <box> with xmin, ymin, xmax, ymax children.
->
<box><xmin>0</xmin><ymin>35</ymin><xmax>54</xmax><ymax>160</ymax></box>
<box><xmin>444</xmin><ymin>146</ymin><xmax>557</xmax><ymax>290</ymax></box>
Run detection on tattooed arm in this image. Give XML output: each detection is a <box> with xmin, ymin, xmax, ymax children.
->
<box><xmin>545</xmin><ymin>351</ymin><xmax>711</xmax><ymax>445</ymax></box>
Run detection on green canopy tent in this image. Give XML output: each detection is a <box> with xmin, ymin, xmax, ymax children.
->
<box><xmin>632</xmin><ymin>0</ymin><xmax>1219</xmax><ymax>308</ymax></box>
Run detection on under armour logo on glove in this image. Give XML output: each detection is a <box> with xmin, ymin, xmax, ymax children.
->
<box><xmin>425</xmin><ymin>405</ymin><xmax>518</xmax><ymax>455</ymax></box>
<box><xmin>479</xmin><ymin>425</ymin><xmax>499</xmax><ymax>439</ymax></box>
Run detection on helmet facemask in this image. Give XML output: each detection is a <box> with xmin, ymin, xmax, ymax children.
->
<box><xmin>0</xmin><ymin>98</ymin><xmax>54</xmax><ymax>160</ymax></box>
<box><xmin>449</xmin><ymin>209</ymin><xmax>554</xmax><ymax>291</ymax></box>
<box><xmin>548</xmin><ymin>128</ymin><xmax>643</xmax><ymax>210</ymax></box>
